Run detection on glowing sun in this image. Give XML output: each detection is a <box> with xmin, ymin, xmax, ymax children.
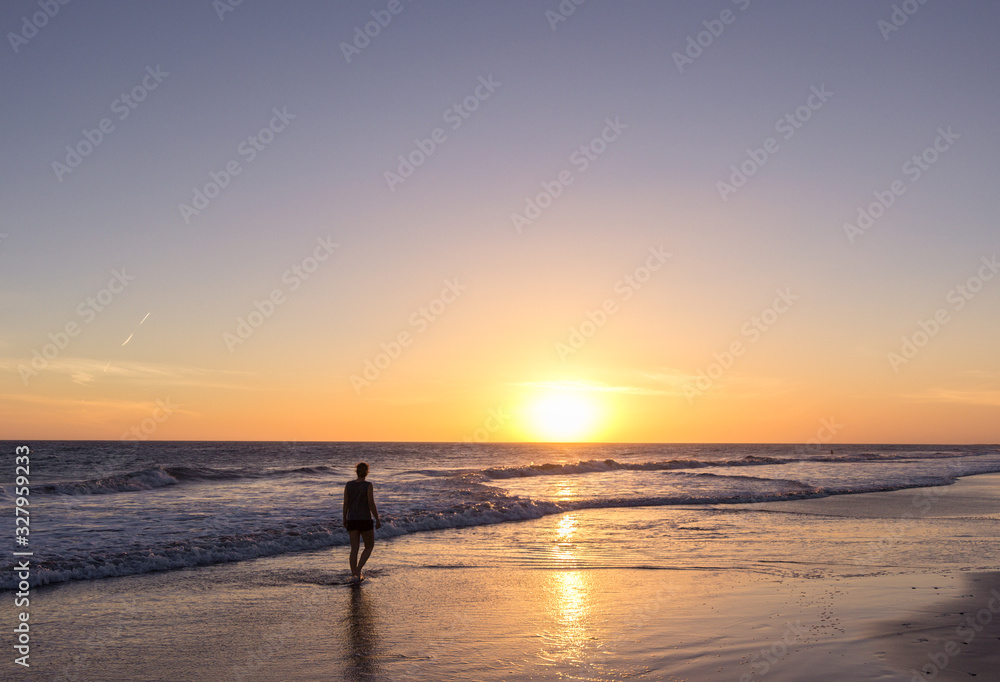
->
<box><xmin>525</xmin><ymin>391</ymin><xmax>603</xmax><ymax>442</ymax></box>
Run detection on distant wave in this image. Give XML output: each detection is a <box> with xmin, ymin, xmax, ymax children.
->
<box><xmin>449</xmin><ymin>451</ymin><xmax>988</xmax><ymax>481</ymax></box>
<box><xmin>19</xmin><ymin>450</ymin><xmax>994</xmax><ymax>496</ymax></box>
<box><xmin>417</xmin><ymin>456</ymin><xmax>783</xmax><ymax>481</ymax></box>
<box><xmin>478</xmin><ymin>455</ymin><xmax>804</xmax><ymax>479</ymax></box>
<box><xmin>34</xmin><ymin>464</ymin><xmax>340</xmax><ymax>495</ymax></box>
<box><xmin>399</xmin><ymin>458</ymin><xmax>779</xmax><ymax>479</ymax></box>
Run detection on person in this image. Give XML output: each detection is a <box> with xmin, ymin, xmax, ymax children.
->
<box><xmin>343</xmin><ymin>462</ymin><xmax>381</xmax><ymax>582</ymax></box>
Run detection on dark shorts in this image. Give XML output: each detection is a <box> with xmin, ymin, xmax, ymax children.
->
<box><xmin>345</xmin><ymin>519</ymin><xmax>374</xmax><ymax>532</ymax></box>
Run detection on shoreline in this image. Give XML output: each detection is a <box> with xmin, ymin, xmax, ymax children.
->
<box><xmin>13</xmin><ymin>473</ymin><xmax>1000</xmax><ymax>680</ymax></box>
<box><xmin>18</xmin><ymin>467</ymin><xmax>997</xmax><ymax>593</ymax></box>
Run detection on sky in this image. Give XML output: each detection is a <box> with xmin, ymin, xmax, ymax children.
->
<box><xmin>1</xmin><ymin>0</ymin><xmax>998</xmax><ymax>443</ymax></box>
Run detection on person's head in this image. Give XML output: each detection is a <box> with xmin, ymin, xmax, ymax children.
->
<box><xmin>356</xmin><ymin>462</ymin><xmax>369</xmax><ymax>479</ymax></box>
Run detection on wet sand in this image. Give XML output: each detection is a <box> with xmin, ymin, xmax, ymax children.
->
<box><xmin>875</xmin><ymin>571</ymin><xmax>1000</xmax><ymax>681</ymax></box>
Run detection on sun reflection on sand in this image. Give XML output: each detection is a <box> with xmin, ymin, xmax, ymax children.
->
<box><xmin>540</xmin><ymin>513</ymin><xmax>597</xmax><ymax>667</ymax></box>
<box><xmin>542</xmin><ymin>570</ymin><xmax>594</xmax><ymax>666</ymax></box>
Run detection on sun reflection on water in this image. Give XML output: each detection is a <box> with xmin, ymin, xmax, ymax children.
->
<box><xmin>550</xmin><ymin>513</ymin><xmax>579</xmax><ymax>567</ymax></box>
<box><xmin>555</xmin><ymin>513</ymin><xmax>577</xmax><ymax>541</ymax></box>
<box><xmin>553</xmin><ymin>480</ymin><xmax>578</xmax><ymax>502</ymax></box>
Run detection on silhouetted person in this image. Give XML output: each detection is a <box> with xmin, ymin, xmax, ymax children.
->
<box><xmin>343</xmin><ymin>462</ymin><xmax>381</xmax><ymax>582</ymax></box>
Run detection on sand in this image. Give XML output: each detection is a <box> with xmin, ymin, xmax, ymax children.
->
<box><xmin>875</xmin><ymin>572</ymin><xmax>1000</xmax><ymax>681</ymax></box>
<box><xmin>11</xmin><ymin>473</ymin><xmax>1000</xmax><ymax>680</ymax></box>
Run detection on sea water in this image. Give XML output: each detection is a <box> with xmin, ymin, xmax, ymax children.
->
<box><xmin>3</xmin><ymin>441</ymin><xmax>999</xmax><ymax>590</ymax></box>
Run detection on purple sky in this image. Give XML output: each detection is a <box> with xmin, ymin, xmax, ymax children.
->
<box><xmin>2</xmin><ymin>1</ymin><xmax>998</xmax><ymax>442</ymax></box>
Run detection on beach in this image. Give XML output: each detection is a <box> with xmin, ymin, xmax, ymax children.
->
<box><xmin>15</xmin><ymin>468</ymin><xmax>1000</xmax><ymax>681</ymax></box>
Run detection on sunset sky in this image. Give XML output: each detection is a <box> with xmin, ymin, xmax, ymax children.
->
<box><xmin>1</xmin><ymin>1</ymin><xmax>998</xmax><ymax>443</ymax></box>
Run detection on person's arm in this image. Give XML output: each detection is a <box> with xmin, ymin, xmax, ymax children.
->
<box><xmin>343</xmin><ymin>485</ymin><xmax>350</xmax><ymax>527</ymax></box>
<box><xmin>367</xmin><ymin>483</ymin><xmax>381</xmax><ymax>529</ymax></box>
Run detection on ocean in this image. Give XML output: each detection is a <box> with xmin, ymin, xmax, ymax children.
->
<box><xmin>5</xmin><ymin>441</ymin><xmax>1000</xmax><ymax>591</ymax></box>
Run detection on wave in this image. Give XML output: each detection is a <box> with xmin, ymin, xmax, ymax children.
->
<box><xmin>474</xmin><ymin>456</ymin><xmax>779</xmax><ymax>479</ymax></box>
<box><xmin>5</xmin><ymin>495</ymin><xmax>562</xmax><ymax>590</ymax></box>
<box><xmin>34</xmin><ymin>449</ymin><xmax>989</xmax><ymax>496</ymax></box>
<box><xmin>3</xmin><ymin>470</ymin><xmax>989</xmax><ymax>591</ymax></box>
<box><xmin>460</xmin><ymin>451</ymin><xmax>992</xmax><ymax>480</ymax></box>
<box><xmin>4</xmin><ymin>472</ymin><xmax>827</xmax><ymax>590</ymax></box>
<box><xmin>34</xmin><ymin>464</ymin><xmax>341</xmax><ymax>495</ymax></box>
<box><xmin>8</xmin><ymin>449</ymin><xmax>1000</xmax><ymax>590</ymax></box>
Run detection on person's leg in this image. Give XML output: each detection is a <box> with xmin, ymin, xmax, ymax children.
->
<box><xmin>357</xmin><ymin>529</ymin><xmax>375</xmax><ymax>576</ymax></box>
<box><xmin>348</xmin><ymin>529</ymin><xmax>361</xmax><ymax>577</ymax></box>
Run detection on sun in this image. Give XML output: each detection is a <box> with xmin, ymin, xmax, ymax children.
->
<box><xmin>525</xmin><ymin>391</ymin><xmax>603</xmax><ymax>442</ymax></box>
